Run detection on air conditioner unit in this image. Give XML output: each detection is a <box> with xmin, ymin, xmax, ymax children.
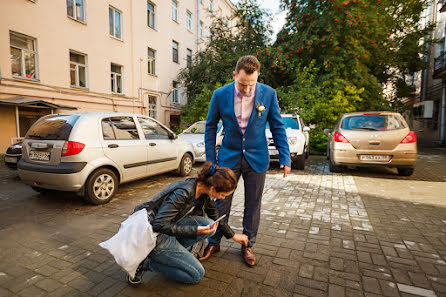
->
<box><xmin>413</xmin><ymin>100</ymin><xmax>433</xmax><ymax>119</ymax></box>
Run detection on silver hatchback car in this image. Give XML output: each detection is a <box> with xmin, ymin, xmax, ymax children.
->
<box><xmin>18</xmin><ymin>112</ymin><xmax>195</xmax><ymax>204</ymax></box>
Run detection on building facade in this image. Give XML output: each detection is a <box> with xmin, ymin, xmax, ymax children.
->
<box><xmin>0</xmin><ymin>0</ymin><xmax>236</xmax><ymax>152</ymax></box>
<box><xmin>411</xmin><ymin>0</ymin><xmax>446</xmax><ymax>146</ymax></box>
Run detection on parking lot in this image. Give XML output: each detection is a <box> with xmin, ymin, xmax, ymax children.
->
<box><xmin>0</xmin><ymin>147</ymin><xmax>446</xmax><ymax>297</ymax></box>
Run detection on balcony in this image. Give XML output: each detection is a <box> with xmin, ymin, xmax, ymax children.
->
<box><xmin>433</xmin><ymin>51</ymin><xmax>446</xmax><ymax>78</ymax></box>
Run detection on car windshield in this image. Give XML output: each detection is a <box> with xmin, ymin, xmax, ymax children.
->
<box><xmin>266</xmin><ymin>117</ymin><xmax>299</xmax><ymax>130</ymax></box>
<box><xmin>184</xmin><ymin>121</ymin><xmax>222</xmax><ymax>134</ymax></box>
<box><xmin>26</xmin><ymin>115</ymin><xmax>80</xmax><ymax>140</ymax></box>
<box><xmin>341</xmin><ymin>114</ymin><xmax>406</xmax><ymax>131</ymax></box>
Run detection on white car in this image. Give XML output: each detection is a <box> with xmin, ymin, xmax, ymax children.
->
<box><xmin>18</xmin><ymin>112</ymin><xmax>195</xmax><ymax>204</ymax></box>
<box><xmin>179</xmin><ymin>121</ymin><xmax>224</xmax><ymax>162</ymax></box>
<box><xmin>266</xmin><ymin>114</ymin><xmax>310</xmax><ymax>170</ymax></box>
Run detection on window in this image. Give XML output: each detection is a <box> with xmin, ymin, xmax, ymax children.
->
<box><xmin>148</xmin><ymin>48</ymin><xmax>156</xmax><ymax>75</ymax></box>
<box><xmin>186</xmin><ymin>11</ymin><xmax>192</xmax><ymax>31</ymax></box>
<box><xmin>109</xmin><ymin>6</ymin><xmax>122</xmax><ymax>39</ymax></box>
<box><xmin>70</xmin><ymin>51</ymin><xmax>87</xmax><ymax>88</ymax></box>
<box><xmin>147</xmin><ymin>1</ymin><xmax>155</xmax><ymax>29</ymax></box>
<box><xmin>101</xmin><ymin>117</ymin><xmax>139</xmax><ymax>140</ymax></box>
<box><xmin>199</xmin><ymin>21</ymin><xmax>203</xmax><ymax>39</ymax></box>
<box><xmin>172</xmin><ymin>81</ymin><xmax>180</xmax><ymax>104</ymax></box>
<box><xmin>10</xmin><ymin>32</ymin><xmax>38</xmax><ymax>80</ymax></box>
<box><xmin>209</xmin><ymin>0</ymin><xmax>213</xmax><ymax>12</ymax></box>
<box><xmin>172</xmin><ymin>40</ymin><xmax>179</xmax><ymax>63</ymax></box>
<box><xmin>111</xmin><ymin>63</ymin><xmax>123</xmax><ymax>94</ymax></box>
<box><xmin>67</xmin><ymin>0</ymin><xmax>85</xmax><ymax>23</ymax></box>
<box><xmin>148</xmin><ymin>96</ymin><xmax>157</xmax><ymax>119</ymax></box>
<box><xmin>171</xmin><ymin>0</ymin><xmax>177</xmax><ymax>21</ymax></box>
<box><xmin>138</xmin><ymin>117</ymin><xmax>169</xmax><ymax>139</ymax></box>
<box><xmin>187</xmin><ymin>49</ymin><xmax>192</xmax><ymax>68</ymax></box>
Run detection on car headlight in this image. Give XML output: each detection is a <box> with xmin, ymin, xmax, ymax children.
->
<box><xmin>287</xmin><ymin>137</ymin><xmax>297</xmax><ymax>145</ymax></box>
<box><xmin>196</xmin><ymin>141</ymin><xmax>205</xmax><ymax>148</ymax></box>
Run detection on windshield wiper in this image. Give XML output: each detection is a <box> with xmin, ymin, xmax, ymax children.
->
<box><xmin>351</xmin><ymin>127</ymin><xmax>378</xmax><ymax>131</ymax></box>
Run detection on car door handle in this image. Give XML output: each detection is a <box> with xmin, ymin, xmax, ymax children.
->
<box><xmin>108</xmin><ymin>144</ymin><xmax>119</xmax><ymax>148</ymax></box>
<box><xmin>149</xmin><ymin>143</ymin><xmax>156</xmax><ymax>146</ymax></box>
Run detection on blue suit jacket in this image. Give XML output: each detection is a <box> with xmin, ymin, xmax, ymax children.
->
<box><xmin>205</xmin><ymin>82</ymin><xmax>291</xmax><ymax>173</ymax></box>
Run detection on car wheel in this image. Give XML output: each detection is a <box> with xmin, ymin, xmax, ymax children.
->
<box><xmin>85</xmin><ymin>168</ymin><xmax>118</xmax><ymax>205</ymax></box>
<box><xmin>293</xmin><ymin>154</ymin><xmax>305</xmax><ymax>170</ymax></box>
<box><xmin>178</xmin><ymin>153</ymin><xmax>193</xmax><ymax>176</ymax></box>
<box><xmin>31</xmin><ymin>186</ymin><xmax>51</xmax><ymax>194</ymax></box>
<box><xmin>329</xmin><ymin>153</ymin><xmax>342</xmax><ymax>173</ymax></box>
<box><xmin>397</xmin><ymin>167</ymin><xmax>414</xmax><ymax>176</ymax></box>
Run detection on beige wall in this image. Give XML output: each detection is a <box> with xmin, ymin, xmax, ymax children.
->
<box><xmin>0</xmin><ymin>106</ymin><xmax>18</xmax><ymax>152</ymax></box>
<box><xmin>0</xmin><ymin>0</ymin><xmax>236</xmax><ymax>133</ymax></box>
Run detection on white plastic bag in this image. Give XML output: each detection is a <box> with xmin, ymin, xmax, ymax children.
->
<box><xmin>99</xmin><ymin>209</ymin><xmax>158</xmax><ymax>278</ymax></box>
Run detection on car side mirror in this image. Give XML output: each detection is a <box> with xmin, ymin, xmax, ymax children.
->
<box><xmin>303</xmin><ymin>127</ymin><xmax>310</xmax><ymax>132</ymax></box>
<box><xmin>169</xmin><ymin>132</ymin><xmax>177</xmax><ymax>139</ymax></box>
<box><xmin>323</xmin><ymin>129</ymin><xmax>330</xmax><ymax>134</ymax></box>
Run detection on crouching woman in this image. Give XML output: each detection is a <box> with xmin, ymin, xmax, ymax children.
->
<box><xmin>128</xmin><ymin>162</ymin><xmax>248</xmax><ymax>285</ymax></box>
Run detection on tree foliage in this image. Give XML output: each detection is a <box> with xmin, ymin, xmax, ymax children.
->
<box><xmin>178</xmin><ymin>0</ymin><xmax>272</xmax><ymax>126</ymax></box>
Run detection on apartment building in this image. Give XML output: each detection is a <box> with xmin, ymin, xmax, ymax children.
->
<box><xmin>410</xmin><ymin>0</ymin><xmax>446</xmax><ymax>146</ymax></box>
<box><xmin>0</xmin><ymin>0</ymin><xmax>236</xmax><ymax>152</ymax></box>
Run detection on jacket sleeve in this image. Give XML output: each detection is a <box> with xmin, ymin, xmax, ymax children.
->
<box><xmin>151</xmin><ymin>189</ymin><xmax>197</xmax><ymax>238</ymax></box>
<box><xmin>205</xmin><ymin>91</ymin><xmax>220</xmax><ymax>164</ymax></box>
<box><xmin>268</xmin><ymin>90</ymin><xmax>291</xmax><ymax>167</ymax></box>
<box><xmin>205</xmin><ymin>199</ymin><xmax>235</xmax><ymax>239</ymax></box>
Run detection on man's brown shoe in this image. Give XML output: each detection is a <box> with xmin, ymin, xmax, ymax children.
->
<box><xmin>241</xmin><ymin>245</ymin><xmax>256</xmax><ymax>267</ymax></box>
<box><xmin>198</xmin><ymin>244</ymin><xmax>220</xmax><ymax>261</ymax></box>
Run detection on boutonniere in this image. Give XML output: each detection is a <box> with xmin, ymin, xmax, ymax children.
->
<box><xmin>256</xmin><ymin>102</ymin><xmax>266</xmax><ymax>117</ymax></box>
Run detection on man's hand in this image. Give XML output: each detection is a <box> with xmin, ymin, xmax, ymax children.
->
<box><xmin>232</xmin><ymin>234</ymin><xmax>249</xmax><ymax>246</ymax></box>
<box><xmin>197</xmin><ymin>222</ymin><xmax>218</xmax><ymax>235</ymax></box>
<box><xmin>280</xmin><ymin>165</ymin><xmax>291</xmax><ymax>177</ymax></box>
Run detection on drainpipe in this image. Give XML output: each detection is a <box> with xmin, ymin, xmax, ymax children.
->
<box><xmin>15</xmin><ymin>106</ymin><xmax>20</xmax><ymax>140</ymax></box>
<box><xmin>197</xmin><ymin>0</ymin><xmax>200</xmax><ymax>52</ymax></box>
<box><xmin>440</xmin><ymin>79</ymin><xmax>446</xmax><ymax>144</ymax></box>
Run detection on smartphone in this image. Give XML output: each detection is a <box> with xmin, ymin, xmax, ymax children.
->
<box><xmin>209</xmin><ymin>214</ymin><xmax>226</xmax><ymax>226</ymax></box>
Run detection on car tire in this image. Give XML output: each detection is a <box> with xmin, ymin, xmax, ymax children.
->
<box><xmin>178</xmin><ymin>153</ymin><xmax>193</xmax><ymax>177</ymax></box>
<box><xmin>31</xmin><ymin>186</ymin><xmax>51</xmax><ymax>194</ymax></box>
<box><xmin>329</xmin><ymin>153</ymin><xmax>342</xmax><ymax>173</ymax></box>
<box><xmin>85</xmin><ymin>168</ymin><xmax>118</xmax><ymax>205</ymax></box>
<box><xmin>397</xmin><ymin>167</ymin><xmax>414</xmax><ymax>176</ymax></box>
<box><xmin>305</xmin><ymin>146</ymin><xmax>310</xmax><ymax>159</ymax></box>
<box><xmin>293</xmin><ymin>154</ymin><xmax>305</xmax><ymax>170</ymax></box>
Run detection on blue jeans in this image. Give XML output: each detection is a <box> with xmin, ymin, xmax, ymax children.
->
<box><xmin>143</xmin><ymin>216</ymin><xmax>215</xmax><ymax>284</ymax></box>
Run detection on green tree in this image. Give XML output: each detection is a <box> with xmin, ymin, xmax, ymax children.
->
<box><xmin>259</xmin><ymin>0</ymin><xmax>432</xmax><ymax>110</ymax></box>
<box><xmin>178</xmin><ymin>0</ymin><xmax>272</xmax><ymax>126</ymax></box>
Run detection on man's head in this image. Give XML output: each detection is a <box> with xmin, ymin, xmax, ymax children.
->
<box><xmin>233</xmin><ymin>55</ymin><xmax>260</xmax><ymax>96</ymax></box>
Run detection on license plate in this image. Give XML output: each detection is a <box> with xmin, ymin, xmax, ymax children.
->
<box><xmin>360</xmin><ymin>155</ymin><xmax>390</xmax><ymax>161</ymax></box>
<box><xmin>269</xmin><ymin>149</ymin><xmax>279</xmax><ymax>155</ymax></box>
<box><xmin>29</xmin><ymin>151</ymin><xmax>50</xmax><ymax>161</ymax></box>
<box><xmin>4</xmin><ymin>156</ymin><xmax>17</xmax><ymax>163</ymax></box>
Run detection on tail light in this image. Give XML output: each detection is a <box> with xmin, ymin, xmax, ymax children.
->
<box><xmin>334</xmin><ymin>132</ymin><xmax>349</xmax><ymax>143</ymax></box>
<box><xmin>401</xmin><ymin>131</ymin><xmax>417</xmax><ymax>143</ymax></box>
<box><xmin>62</xmin><ymin>141</ymin><xmax>85</xmax><ymax>156</ymax></box>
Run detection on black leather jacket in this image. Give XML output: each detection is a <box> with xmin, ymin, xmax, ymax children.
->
<box><xmin>134</xmin><ymin>178</ymin><xmax>235</xmax><ymax>239</ymax></box>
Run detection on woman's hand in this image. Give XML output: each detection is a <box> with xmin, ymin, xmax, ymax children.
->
<box><xmin>197</xmin><ymin>222</ymin><xmax>219</xmax><ymax>235</ymax></box>
<box><xmin>232</xmin><ymin>234</ymin><xmax>249</xmax><ymax>246</ymax></box>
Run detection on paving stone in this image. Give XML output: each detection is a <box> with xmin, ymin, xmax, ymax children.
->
<box><xmin>329</xmin><ymin>284</ymin><xmax>345</xmax><ymax>297</ymax></box>
<box><xmin>34</xmin><ymin>278</ymin><xmax>62</xmax><ymax>292</ymax></box>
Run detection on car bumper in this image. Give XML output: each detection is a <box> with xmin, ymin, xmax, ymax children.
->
<box><xmin>193</xmin><ymin>147</ymin><xmax>206</xmax><ymax>162</ymax></box>
<box><xmin>18</xmin><ymin>160</ymin><xmax>89</xmax><ymax>191</ymax></box>
<box><xmin>4</xmin><ymin>154</ymin><xmax>21</xmax><ymax>169</ymax></box>
<box><xmin>332</xmin><ymin>143</ymin><xmax>417</xmax><ymax>167</ymax></box>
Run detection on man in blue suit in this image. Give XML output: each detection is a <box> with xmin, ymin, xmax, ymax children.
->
<box><xmin>200</xmin><ymin>56</ymin><xmax>291</xmax><ymax>266</ymax></box>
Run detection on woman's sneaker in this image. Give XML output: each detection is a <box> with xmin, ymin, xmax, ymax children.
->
<box><xmin>127</xmin><ymin>261</ymin><xmax>145</xmax><ymax>286</ymax></box>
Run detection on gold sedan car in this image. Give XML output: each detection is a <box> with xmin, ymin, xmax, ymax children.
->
<box><xmin>325</xmin><ymin>112</ymin><xmax>417</xmax><ymax>176</ymax></box>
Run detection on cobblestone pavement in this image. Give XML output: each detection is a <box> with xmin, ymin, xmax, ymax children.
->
<box><xmin>0</xmin><ymin>147</ymin><xmax>445</xmax><ymax>297</ymax></box>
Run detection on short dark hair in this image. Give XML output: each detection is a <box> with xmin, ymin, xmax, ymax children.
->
<box><xmin>235</xmin><ymin>55</ymin><xmax>261</xmax><ymax>75</ymax></box>
<box><xmin>197</xmin><ymin>162</ymin><xmax>237</xmax><ymax>193</ymax></box>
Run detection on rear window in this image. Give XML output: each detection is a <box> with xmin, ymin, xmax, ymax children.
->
<box><xmin>341</xmin><ymin>114</ymin><xmax>406</xmax><ymax>131</ymax></box>
<box><xmin>266</xmin><ymin>117</ymin><xmax>300</xmax><ymax>130</ymax></box>
<box><xmin>184</xmin><ymin>122</ymin><xmax>206</xmax><ymax>134</ymax></box>
<box><xmin>26</xmin><ymin>115</ymin><xmax>80</xmax><ymax>140</ymax></box>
